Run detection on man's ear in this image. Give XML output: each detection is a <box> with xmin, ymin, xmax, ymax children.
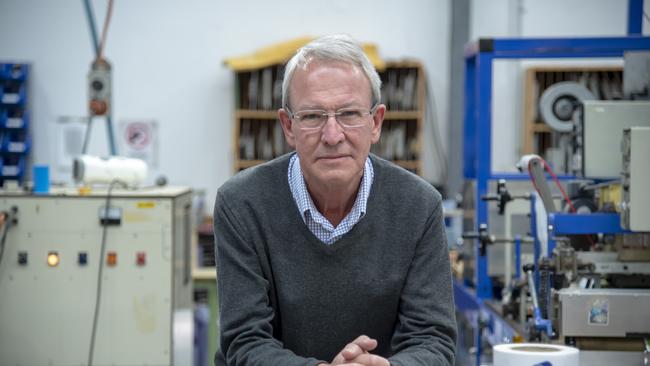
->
<box><xmin>278</xmin><ymin>108</ymin><xmax>296</xmax><ymax>148</ymax></box>
<box><xmin>370</xmin><ymin>104</ymin><xmax>385</xmax><ymax>144</ymax></box>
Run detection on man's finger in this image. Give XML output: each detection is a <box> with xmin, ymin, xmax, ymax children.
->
<box><xmin>351</xmin><ymin>335</ymin><xmax>378</xmax><ymax>352</ymax></box>
<box><xmin>347</xmin><ymin>353</ymin><xmax>390</xmax><ymax>366</ymax></box>
<box><xmin>340</xmin><ymin>342</ymin><xmax>366</xmax><ymax>360</ymax></box>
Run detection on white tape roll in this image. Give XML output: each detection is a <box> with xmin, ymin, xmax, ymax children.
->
<box><xmin>73</xmin><ymin>155</ymin><xmax>148</xmax><ymax>187</ymax></box>
<box><xmin>493</xmin><ymin>343</ymin><xmax>579</xmax><ymax>366</ymax></box>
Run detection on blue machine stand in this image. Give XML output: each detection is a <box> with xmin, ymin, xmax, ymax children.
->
<box><xmin>459</xmin><ymin>33</ymin><xmax>650</xmax><ymax>366</ymax></box>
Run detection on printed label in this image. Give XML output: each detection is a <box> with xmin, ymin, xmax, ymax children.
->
<box><xmin>588</xmin><ymin>298</ymin><xmax>609</xmax><ymax>325</ymax></box>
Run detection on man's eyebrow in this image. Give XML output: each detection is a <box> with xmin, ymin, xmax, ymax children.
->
<box><xmin>294</xmin><ymin>102</ymin><xmax>365</xmax><ymax>110</ymax></box>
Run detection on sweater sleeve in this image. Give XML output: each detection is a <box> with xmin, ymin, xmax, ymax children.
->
<box><xmin>214</xmin><ymin>190</ymin><xmax>325</xmax><ymax>366</ymax></box>
<box><xmin>388</xmin><ymin>198</ymin><xmax>458</xmax><ymax>366</ymax></box>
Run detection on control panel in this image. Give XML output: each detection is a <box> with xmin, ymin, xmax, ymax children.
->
<box><xmin>0</xmin><ymin>186</ymin><xmax>193</xmax><ymax>366</ymax></box>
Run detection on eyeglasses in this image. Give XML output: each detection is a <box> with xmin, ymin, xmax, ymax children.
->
<box><xmin>286</xmin><ymin>104</ymin><xmax>378</xmax><ymax>131</ymax></box>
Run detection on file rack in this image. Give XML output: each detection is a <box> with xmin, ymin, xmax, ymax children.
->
<box><xmin>0</xmin><ymin>63</ymin><xmax>31</xmax><ymax>186</ymax></box>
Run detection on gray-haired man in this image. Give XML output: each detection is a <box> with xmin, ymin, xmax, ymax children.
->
<box><xmin>214</xmin><ymin>34</ymin><xmax>456</xmax><ymax>366</ymax></box>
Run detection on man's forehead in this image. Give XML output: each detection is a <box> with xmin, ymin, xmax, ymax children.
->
<box><xmin>292</xmin><ymin>60</ymin><xmax>366</xmax><ymax>89</ymax></box>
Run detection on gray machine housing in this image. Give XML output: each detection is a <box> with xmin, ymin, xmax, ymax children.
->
<box><xmin>558</xmin><ymin>288</ymin><xmax>650</xmax><ymax>338</ymax></box>
<box><xmin>0</xmin><ymin>186</ymin><xmax>193</xmax><ymax>366</ymax></box>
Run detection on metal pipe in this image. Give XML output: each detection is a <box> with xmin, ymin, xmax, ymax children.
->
<box><xmin>526</xmin><ymin>267</ymin><xmax>540</xmax><ymax>310</ymax></box>
<box><xmin>82</xmin><ymin>0</ymin><xmax>100</xmax><ymax>57</ymax></box>
<box><xmin>106</xmin><ymin>114</ymin><xmax>117</xmax><ymax>156</ymax></box>
<box><xmin>515</xmin><ymin>234</ymin><xmax>522</xmax><ymax>280</ymax></box>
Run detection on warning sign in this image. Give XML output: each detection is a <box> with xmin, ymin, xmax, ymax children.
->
<box><xmin>119</xmin><ymin>120</ymin><xmax>158</xmax><ymax>168</ymax></box>
<box><xmin>125</xmin><ymin>122</ymin><xmax>151</xmax><ymax>151</ymax></box>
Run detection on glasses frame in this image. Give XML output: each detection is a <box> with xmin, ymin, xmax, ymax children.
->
<box><xmin>285</xmin><ymin>103</ymin><xmax>379</xmax><ymax>131</ymax></box>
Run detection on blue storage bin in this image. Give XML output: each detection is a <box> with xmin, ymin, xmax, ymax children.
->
<box><xmin>0</xmin><ymin>131</ymin><xmax>30</xmax><ymax>154</ymax></box>
<box><xmin>1</xmin><ymin>82</ymin><xmax>26</xmax><ymax>105</ymax></box>
<box><xmin>0</xmin><ymin>62</ymin><xmax>30</xmax><ymax>187</ymax></box>
<box><xmin>0</xmin><ymin>63</ymin><xmax>28</xmax><ymax>81</ymax></box>
<box><xmin>0</xmin><ymin>155</ymin><xmax>26</xmax><ymax>179</ymax></box>
<box><xmin>0</xmin><ymin>109</ymin><xmax>28</xmax><ymax>129</ymax></box>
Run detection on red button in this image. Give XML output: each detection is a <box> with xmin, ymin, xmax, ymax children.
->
<box><xmin>136</xmin><ymin>252</ymin><xmax>146</xmax><ymax>266</ymax></box>
<box><xmin>107</xmin><ymin>252</ymin><xmax>117</xmax><ymax>266</ymax></box>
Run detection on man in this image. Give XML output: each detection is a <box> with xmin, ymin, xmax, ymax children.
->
<box><xmin>214</xmin><ymin>34</ymin><xmax>456</xmax><ymax>366</ymax></box>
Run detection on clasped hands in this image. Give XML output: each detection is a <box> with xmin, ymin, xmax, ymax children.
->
<box><xmin>317</xmin><ymin>335</ymin><xmax>390</xmax><ymax>366</ymax></box>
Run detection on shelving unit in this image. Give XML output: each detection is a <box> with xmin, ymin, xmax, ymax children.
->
<box><xmin>522</xmin><ymin>66</ymin><xmax>623</xmax><ymax>156</ymax></box>
<box><xmin>232</xmin><ymin>60</ymin><xmax>426</xmax><ymax>175</ymax></box>
<box><xmin>0</xmin><ymin>63</ymin><xmax>30</xmax><ymax>186</ymax></box>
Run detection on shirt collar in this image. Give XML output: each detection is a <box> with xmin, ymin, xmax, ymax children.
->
<box><xmin>288</xmin><ymin>154</ymin><xmax>373</xmax><ymax>222</ymax></box>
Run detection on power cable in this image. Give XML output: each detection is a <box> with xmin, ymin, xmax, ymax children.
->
<box><xmin>96</xmin><ymin>0</ymin><xmax>114</xmax><ymax>62</ymax></box>
<box><xmin>82</xmin><ymin>116</ymin><xmax>94</xmax><ymax>154</ymax></box>
<box><xmin>526</xmin><ymin>156</ymin><xmax>595</xmax><ymax>248</ymax></box>
<box><xmin>82</xmin><ymin>0</ymin><xmax>100</xmax><ymax>56</ymax></box>
<box><xmin>87</xmin><ymin>179</ymin><xmax>125</xmax><ymax>366</ymax></box>
<box><xmin>81</xmin><ymin>0</ymin><xmax>118</xmax><ymax>156</ymax></box>
<box><xmin>0</xmin><ymin>212</ymin><xmax>12</xmax><ymax>267</ymax></box>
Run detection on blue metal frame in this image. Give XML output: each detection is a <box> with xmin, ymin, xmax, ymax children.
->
<box><xmin>514</xmin><ymin>235</ymin><xmax>522</xmax><ymax>280</ymax></box>
<box><xmin>628</xmin><ymin>0</ymin><xmax>643</xmax><ymax>35</ymax></box>
<box><xmin>547</xmin><ymin>212</ymin><xmax>631</xmax><ymax>254</ymax></box>
<box><xmin>549</xmin><ymin>212</ymin><xmax>631</xmax><ymax>235</ymax></box>
<box><xmin>454</xmin><ymin>280</ymin><xmax>521</xmax><ymax>366</ymax></box>
<box><xmin>530</xmin><ymin>194</ymin><xmax>541</xmax><ymax>288</ymax></box>
<box><xmin>463</xmin><ymin>36</ymin><xmax>650</xmax><ymax>302</ymax></box>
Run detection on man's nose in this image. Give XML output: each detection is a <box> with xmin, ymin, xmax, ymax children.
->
<box><xmin>320</xmin><ymin>114</ymin><xmax>344</xmax><ymax>145</ymax></box>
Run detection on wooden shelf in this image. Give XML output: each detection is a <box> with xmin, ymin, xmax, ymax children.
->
<box><xmin>237</xmin><ymin>159</ymin><xmax>420</xmax><ymax>171</ymax></box>
<box><xmin>235</xmin><ymin>110</ymin><xmax>420</xmax><ymax>120</ymax></box>
<box><xmin>193</xmin><ymin>268</ymin><xmax>216</xmax><ymax>280</ymax></box>
<box><xmin>393</xmin><ymin>160</ymin><xmax>420</xmax><ymax>170</ymax></box>
<box><xmin>237</xmin><ymin>160</ymin><xmax>266</xmax><ymax>169</ymax></box>
<box><xmin>531</xmin><ymin>123</ymin><xmax>552</xmax><ymax>133</ymax></box>
<box><xmin>236</xmin><ymin>110</ymin><xmax>278</xmax><ymax>119</ymax></box>
<box><xmin>523</xmin><ymin>65</ymin><xmax>623</xmax><ymax>73</ymax></box>
<box><xmin>382</xmin><ymin>59</ymin><xmax>422</xmax><ymax>68</ymax></box>
<box><xmin>232</xmin><ymin>60</ymin><xmax>426</xmax><ymax>175</ymax></box>
<box><xmin>384</xmin><ymin>111</ymin><xmax>420</xmax><ymax>120</ymax></box>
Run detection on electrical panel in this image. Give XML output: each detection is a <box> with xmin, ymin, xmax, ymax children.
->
<box><xmin>0</xmin><ymin>186</ymin><xmax>193</xmax><ymax>366</ymax></box>
<box><xmin>621</xmin><ymin>127</ymin><xmax>650</xmax><ymax>231</ymax></box>
<box><xmin>583</xmin><ymin>101</ymin><xmax>650</xmax><ymax>178</ymax></box>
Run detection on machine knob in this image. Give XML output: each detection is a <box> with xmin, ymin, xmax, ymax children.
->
<box><xmin>523</xmin><ymin>264</ymin><xmax>535</xmax><ymax>273</ymax></box>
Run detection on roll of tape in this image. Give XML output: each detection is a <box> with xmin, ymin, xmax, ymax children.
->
<box><xmin>493</xmin><ymin>343</ymin><xmax>579</xmax><ymax>366</ymax></box>
<box><xmin>73</xmin><ymin>155</ymin><xmax>148</xmax><ymax>187</ymax></box>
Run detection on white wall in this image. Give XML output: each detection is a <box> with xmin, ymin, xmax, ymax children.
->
<box><xmin>471</xmin><ymin>0</ymin><xmax>639</xmax><ymax>173</ymax></box>
<box><xmin>0</xmin><ymin>0</ymin><xmax>450</xmax><ymax>212</ymax></box>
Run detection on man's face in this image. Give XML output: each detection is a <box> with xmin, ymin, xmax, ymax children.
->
<box><xmin>279</xmin><ymin>60</ymin><xmax>384</xmax><ymax>190</ymax></box>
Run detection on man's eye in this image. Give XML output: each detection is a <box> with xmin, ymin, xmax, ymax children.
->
<box><xmin>301</xmin><ymin>113</ymin><xmax>323</xmax><ymax>121</ymax></box>
<box><xmin>340</xmin><ymin>110</ymin><xmax>362</xmax><ymax>118</ymax></box>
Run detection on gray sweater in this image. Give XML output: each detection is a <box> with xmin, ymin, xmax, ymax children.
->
<box><xmin>214</xmin><ymin>153</ymin><xmax>457</xmax><ymax>366</ymax></box>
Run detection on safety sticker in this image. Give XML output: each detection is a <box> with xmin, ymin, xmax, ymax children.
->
<box><xmin>588</xmin><ymin>298</ymin><xmax>609</xmax><ymax>325</ymax></box>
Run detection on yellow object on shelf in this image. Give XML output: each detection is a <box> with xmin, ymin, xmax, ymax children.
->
<box><xmin>224</xmin><ymin>36</ymin><xmax>386</xmax><ymax>72</ymax></box>
<box><xmin>599</xmin><ymin>183</ymin><xmax>622</xmax><ymax>211</ymax></box>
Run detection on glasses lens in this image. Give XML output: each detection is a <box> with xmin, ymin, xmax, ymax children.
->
<box><xmin>296</xmin><ymin>111</ymin><xmax>325</xmax><ymax>129</ymax></box>
<box><xmin>292</xmin><ymin>107</ymin><xmax>373</xmax><ymax>130</ymax></box>
<box><xmin>337</xmin><ymin>109</ymin><xmax>366</xmax><ymax>127</ymax></box>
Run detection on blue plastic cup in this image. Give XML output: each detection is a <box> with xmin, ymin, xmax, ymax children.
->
<box><xmin>33</xmin><ymin>165</ymin><xmax>50</xmax><ymax>194</ymax></box>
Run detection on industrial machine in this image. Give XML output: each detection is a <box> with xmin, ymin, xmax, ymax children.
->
<box><xmin>456</xmin><ymin>34</ymin><xmax>650</xmax><ymax>366</ymax></box>
<box><xmin>0</xmin><ymin>186</ymin><xmax>193</xmax><ymax>366</ymax></box>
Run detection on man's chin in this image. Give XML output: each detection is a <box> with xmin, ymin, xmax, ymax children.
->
<box><xmin>312</xmin><ymin>169</ymin><xmax>361</xmax><ymax>188</ymax></box>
